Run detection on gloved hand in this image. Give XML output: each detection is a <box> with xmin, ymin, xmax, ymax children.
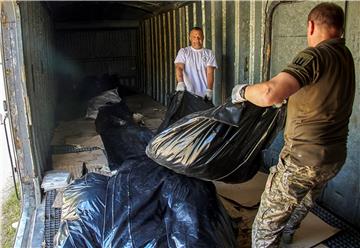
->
<box><xmin>274</xmin><ymin>99</ymin><xmax>287</xmax><ymax>108</ymax></box>
<box><xmin>231</xmin><ymin>84</ymin><xmax>248</xmax><ymax>104</ymax></box>
<box><xmin>205</xmin><ymin>89</ymin><xmax>213</xmax><ymax>101</ymax></box>
<box><xmin>176</xmin><ymin>82</ymin><xmax>186</xmax><ymax>91</ymax></box>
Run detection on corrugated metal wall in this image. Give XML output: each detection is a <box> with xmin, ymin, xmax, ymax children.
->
<box><xmin>138</xmin><ymin>1</ymin><xmax>254</xmax><ymax>106</ymax></box>
<box><xmin>19</xmin><ymin>2</ymin><xmax>57</xmax><ymax>176</ymax></box>
<box><xmin>56</xmin><ymin>29</ymin><xmax>137</xmax><ymax>88</ymax></box>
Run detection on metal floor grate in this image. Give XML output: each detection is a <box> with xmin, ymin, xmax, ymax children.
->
<box><xmin>312</xmin><ymin>204</ymin><xmax>360</xmax><ymax>248</ymax></box>
<box><xmin>44</xmin><ymin>190</ymin><xmax>62</xmax><ymax>248</ymax></box>
<box><xmin>51</xmin><ymin>144</ymin><xmax>101</xmax><ymax>154</ymax></box>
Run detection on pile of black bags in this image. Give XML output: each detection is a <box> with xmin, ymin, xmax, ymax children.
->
<box><xmin>55</xmin><ymin>100</ymin><xmax>237</xmax><ymax>248</ymax></box>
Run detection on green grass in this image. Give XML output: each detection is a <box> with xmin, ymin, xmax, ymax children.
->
<box><xmin>1</xmin><ymin>186</ymin><xmax>21</xmax><ymax>248</ymax></box>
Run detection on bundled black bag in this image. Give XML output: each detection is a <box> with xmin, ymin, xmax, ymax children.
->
<box><xmin>55</xmin><ymin>173</ymin><xmax>109</xmax><ymax>247</ymax></box>
<box><xmin>55</xmin><ymin>162</ymin><xmax>237</xmax><ymax>248</ymax></box>
<box><xmin>95</xmin><ymin>101</ymin><xmax>153</xmax><ymax>170</ymax></box>
<box><xmin>157</xmin><ymin>91</ymin><xmax>214</xmax><ymax>133</ymax></box>
<box><xmin>146</xmin><ymin>101</ymin><xmax>286</xmax><ymax>183</ymax></box>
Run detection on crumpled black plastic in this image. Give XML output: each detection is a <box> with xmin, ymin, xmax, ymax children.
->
<box><xmin>55</xmin><ymin>173</ymin><xmax>109</xmax><ymax>247</ymax></box>
<box><xmin>95</xmin><ymin>101</ymin><xmax>153</xmax><ymax>170</ymax></box>
<box><xmin>146</xmin><ymin>101</ymin><xmax>286</xmax><ymax>183</ymax></box>
<box><xmin>202</xmin><ymin>99</ymin><xmax>247</xmax><ymax>126</ymax></box>
<box><xmin>157</xmin><ymin>91</ymin><xmax>214</xmax><ymax>133</ymax></box>
<box><xmin>55</xmin><ymin>101</ymin><xmax>237</xmax><ymax>248</ymax></box>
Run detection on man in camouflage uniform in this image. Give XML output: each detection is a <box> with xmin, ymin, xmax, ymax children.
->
<box><xmin>231</xmin><ymin>2</ymin><xmax>355</xmax><ymax>247</ymax></box>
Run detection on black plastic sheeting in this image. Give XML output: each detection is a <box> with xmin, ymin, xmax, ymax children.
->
<box><xmin>157</xmin><ymin>91</ymin><xmax>214</xmax><ymax>133</ymax></box>
<box><xmin>55</xmin><ymin>102</ymin><xmax>237</xmax><ymax>248</ymax></box>
<box><xmin>146</xmin><ymin>101</ymin><xmax>286</xmax><ymax>183</ymax></box>
<box><xmin>95</xmin><ymin>101</ymin><xmax>152</xmax><ymax>170</ymax></box>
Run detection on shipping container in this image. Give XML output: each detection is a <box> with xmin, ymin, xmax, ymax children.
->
<box><xmin>0</xmin><ymin>1</ymin><xmax>359</xmax><ymax>247</ymax></box>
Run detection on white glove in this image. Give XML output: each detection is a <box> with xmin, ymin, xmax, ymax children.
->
<box><xmin>274</xmin><ymin>99</ymin><xmax>287</xmax><ymax>108</ymax></box>
<box><xmin>205</xmin><ymin>89</ymin><xmax>213</xmax><ymax>101</ymax></box>
<box><xmin>176</xmin><ymin>82</ymin><xmax>186</xmax><ymax>91</ymax></box>
<box><xmin>231</xmin><ymin>84</ymin><xmax>248</xmax><ymax>104</ymax></box>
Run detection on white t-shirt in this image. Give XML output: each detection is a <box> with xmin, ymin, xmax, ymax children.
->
<box><xmin>174</xmin><ymin>46</ymin><xmax>217</xmax><ymax>97</ymax></box>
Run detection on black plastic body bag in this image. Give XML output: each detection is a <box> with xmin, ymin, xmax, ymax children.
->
<box><xmin>55</xmin><ymin>101</ymin><xmax>237</xmax><ymax>248</ymax></box>
<box><xmin>146</xmin><ymin>101</ymin><xmax>286</xmax><ymax>183</ymax></box>
<box><xmin>157</xmin><ymin>91</ymin><xmax>214</xmax><ymax>133</ymax></box>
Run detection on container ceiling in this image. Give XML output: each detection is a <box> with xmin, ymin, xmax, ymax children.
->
<box><xmin>44</xmin><ymin>1</ymin><xmax>189</xmax><ymax>22</ymax></box>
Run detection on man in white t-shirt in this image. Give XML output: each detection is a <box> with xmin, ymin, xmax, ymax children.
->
<box><xmin>174</xmin><ymin>27</ymin><xmax>218</xmax><ymax>101</ymax></box>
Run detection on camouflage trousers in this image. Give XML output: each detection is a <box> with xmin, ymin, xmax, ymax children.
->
<box><xmin>251</xmin><ymin>153</ymin><xmax>344</xmax><ymax>248</ymax></box>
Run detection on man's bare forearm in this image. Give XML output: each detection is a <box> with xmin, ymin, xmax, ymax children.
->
<box><xmin>245</xmin><ymin>72</ymin><xmax>301</xmax><ymax>107</ymax></box>
<box><xmin>206</xmin><ymin>67</ymin><xmax>215</xmax><ymax>90</ymax></box>
<box><xmin>175</xmin><ymin>64</ymin><xmax>184</xmax><ymax>83</ymax></box>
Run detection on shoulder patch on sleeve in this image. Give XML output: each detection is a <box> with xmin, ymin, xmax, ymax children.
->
<box><xmin>293</xmin><ymin>52</ymin><xmax>314</xmax><ymax>67</ymax></box>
